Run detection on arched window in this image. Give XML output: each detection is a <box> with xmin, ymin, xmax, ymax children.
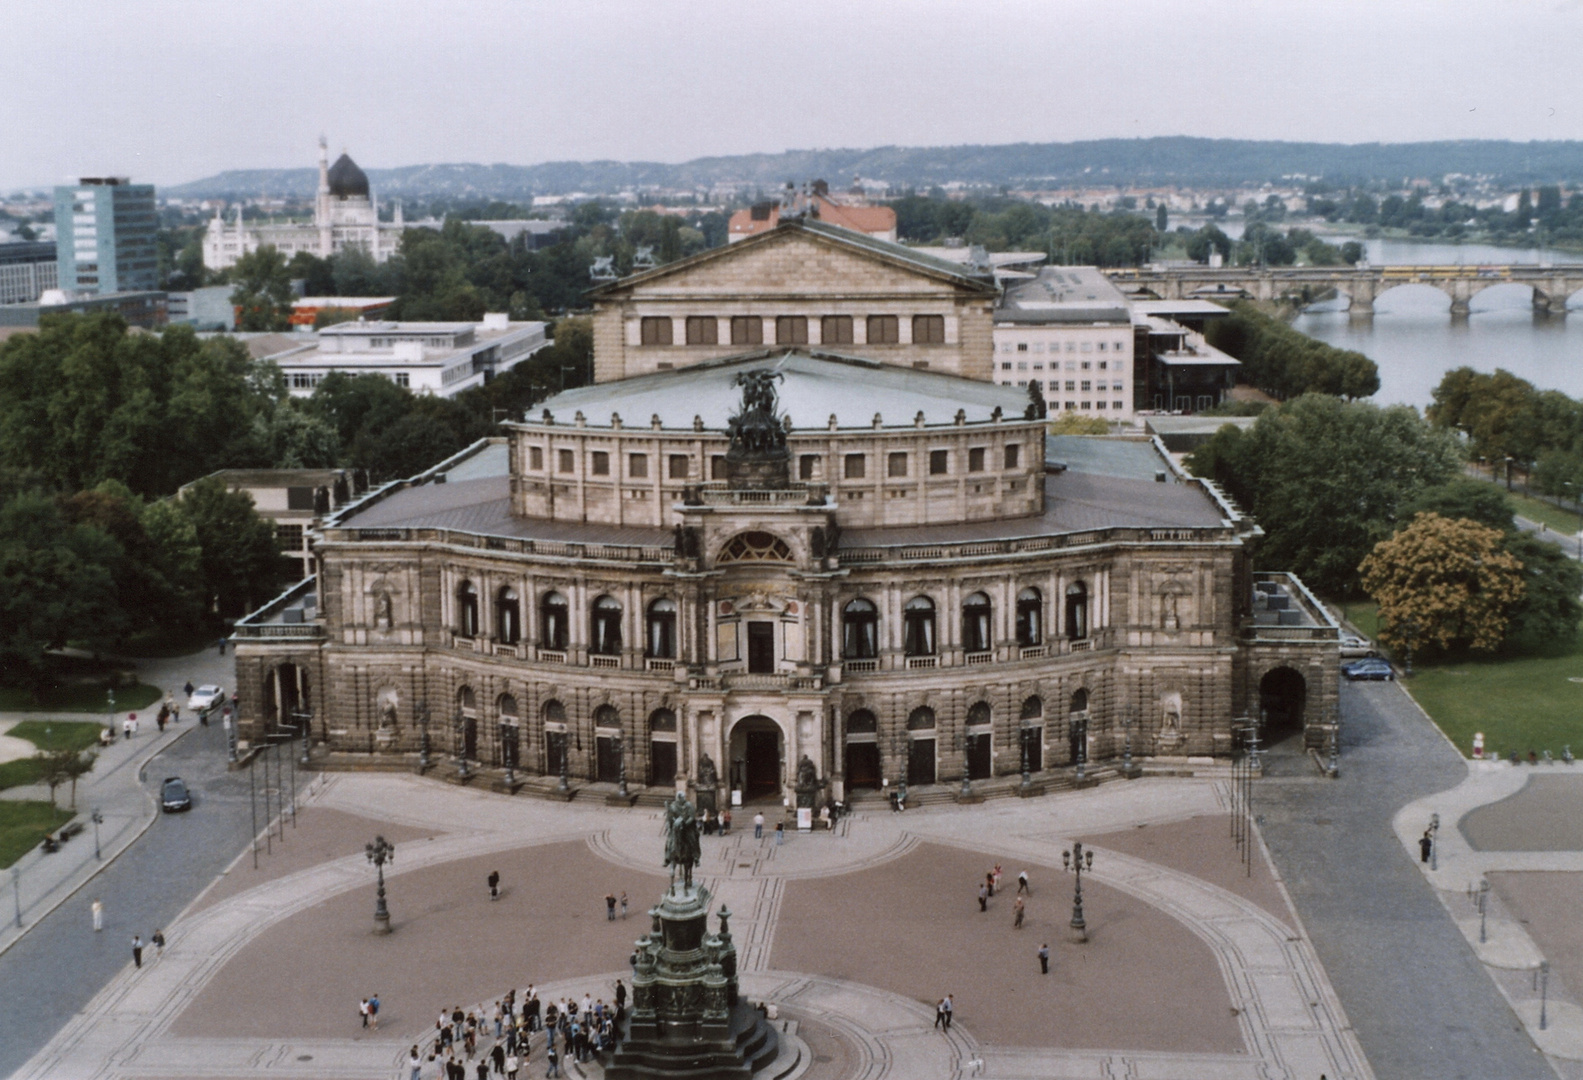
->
<box><xmin>845</xmin><ymin>709</ymin><xmax>878</xmax><ymax>733</ymax></box>
<box><xmin>1065</xmin><ymin>582</ymin><xmax>1088</xmax><ymax>641</ymax></box>
<box><xmin>843</xmin><ymin>598</ymin><xmax>879</xmax><ymax>659</ymax></box>
<box><xmin>1016</xmin><ymin>587</ymin><xmax>1043</xmax><ymax>647</ymax></box>
<box><xmin>1020</xmin><ymin>696</ymin><xmax>1044</xmax><ymax>722</ymax></box>
<box><xmin>903</xmin><ymin>596</ymin><xmax>936</xmax><ymax>657</ymax></box>
<box><xmin>594</xmin><ymin>704</ymin><xmax>621</xmax><ymax>729</ymax></box>
<box><xmin>497</xmin><ymin>693</ymin><xmax>519</xmax><ymax>718</ymax></box>
<box><xmin>457</xmin><ymin>580</ymin><xmax>479</xmax><ymax>638</ymax></box>
<box><xmin>907</xmin><ymin>706</ymin><xmax>937</xmax><ymax>730</ymax></box>
<box><xmin>591</xmin><ymin>595</ymin><xmax>623</xmax><ymax>656</ymax></box>
<box><xmin>540</xmin><ymin>591</ymin><xmax>568</xmax><ymax>651</ymax></box>
<box><xmin>543</xmin><ymin>698</ymin><xmax>566</xmax><ymax>724</ymax></box>
<box><xmin>718</xmin><ymin>530</ymin><xmax>794</xmax><ymax>563</ymax></box>
<box><xmin>457</xmin><ymin>685</ymin><xmax>477</xmax><ymax>714</ymax></box>
<box><xmin>543</xmin><ymin>699</ymin><xmax>567</xmax><ymax>776</ymax></box>
<box><xmin>497</xmin><ymin>586</ymin><xmax>520</xmax><ymax>644</ymax></box>
<box><xmin>967</xmin><ymin>701</ymin><xmax>992</xmax><ymax>727</ymax></box>
<box><xmin>646</xmin><ymin>598</ymin><xmax>676</xmax><ymax>659</ymax></box>
<box><xmin>1070</xmin><ymin>688</ymin><xmax>1089</xmax><ymax>715</ymax></box>
<box><xmin>649</xmin><ymin>708</ymin><xmax>677</xmax><ymax>733</ymax></box>
<box><xmin>962</xmin><ymin>592</ymin><xmax>992</xmax><ymax>653</ymax></box>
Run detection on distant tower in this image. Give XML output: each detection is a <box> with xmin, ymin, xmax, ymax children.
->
<box><xmin>316</xmin><ymin>135</ymin><xmax>333</xmax><ymax>255</ymax></box>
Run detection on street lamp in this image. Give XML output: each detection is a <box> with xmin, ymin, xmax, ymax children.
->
<box><xmin>453</xmin><ymin>713</ymin><xmax>470</xmax><ymax>781</ymax></box>
<box><xmin>1539</xmin><ymin>959</ymin><xmax>1550</xmax><ymax>1031</ymax></box>
<box><xmin>417</xmin><ymin>702</ymin><xmax>431</xmax><ymax>770</ymax></box>
<box><xmin>1073</xmin><ymin>713</ymin><xmax>1088</xmax><ymax>783</ymax></box>
<box><xmin>292</xmin><ymin>708</ymin><xmax>312</xmax><ymax>766</ymax></box>
<box><xmin>366</xmin><ymin>835</ymin><xmax>394</xmax><ymax>935</ymax></box>
<box><xmin>616</xmin><ymin>729</ymin><xmax>630</xmax><ymax>799</ymax></box>
<box><xmin>91</xmin><ymin>809</ymin><xmax>103</xmax><ymax>860</ymax></box>
<box><xmin>1478</xmin><ymin>878</ymin><xmax>1490</xmax><ymax>944</ymax></box>
<box><xmin>1429</xmin><ymin>812</ymin><xmax>1440</xmax><ymax>872</ymax></box>
<box><xmin>1062</xmin><ymin>841</ymin><xmax>1095</xmax><ymax>943</ymax></box>
<box><xmin>1019</xmin><ymin>725</ymin><xmax>1032</xmax><ymax>790</ymax></box>
<box><xmin>500</xmin><ymin>720</ymin><xmax>518</xmax><ymax>787</ymax></box>
<box><xmin>956</xmin><ymin>732</ymin><xmax>972</xmax><ymax>798</ymax></box>
<box><xmin>557</xmin><ymin>730</ymin><xmax>570</xmax><ymax>793</ymax></box>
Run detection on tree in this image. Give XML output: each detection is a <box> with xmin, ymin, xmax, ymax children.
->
<box><xmin>1340</xmin><ymin>241</ymin><xmax>1365</xmax><ymax>266</ymax></box>
<box><xmin>1047</xmin><ymin>413</ymin><xmax>1110</xmax><ymax>435</ymax></box>
<box><xmin>355</xmin><ymin>411</ymin><xmax>465</xmax><ymax>482</ymax></box>
<box><xmin>55</xmin><ymin>749</ymin><xmax>96</xmax><ymax>809</ymax></box>
<box><xmin>1504</xmin><ymin>532</ymin><xmax>1583</xmax><ymax>648</ymax></box>
<box><xmin>1024</xmin><ymin>381</ymin><xmax>1047</xmax><ymax>420</ymax></box>
<box><xmin>1155</xmin><ymin>204</ymin><xmax>1168</xmax><ymax>231</ymax></box>
<box><xmin>1427</xmin><ymin>367</ymin><xmax>1543</xmax><ymax>468</ymax></box>
<box><xmin>1359</xmin><ymin>512</ymin><xmax>1525</xmax><ymax>655</ymax></box>
<box><xmin>177</xmin><ymin>478</ymin><xmax>295</xmax><ymax>619</ymax></box>
<box><xmin>229</xmin><ymin>246</ymin><xmax>294</xmax><ymax>332</ymax></box>
<box><xmin>1187</xmin><ymin>394</ymin><xmax>1461</xmax><ymax>595</ymax></box>
<box><xmin>1399</xmin><ymin>480</ymin><xmax>1514</xmax><ymax>533</ymax></box>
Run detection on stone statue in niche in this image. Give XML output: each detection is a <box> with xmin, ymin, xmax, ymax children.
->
<box><xmin>375</xmin><ymin>591</ymin><xmax>393</xmax><ymax>630</ymax></box>
<box><xmin>1160</xmin><ymin>692</ymin><xmax>1183</xmax><ymax>736</ymax></box>
<box><xmin>697</xmin><ymin>752</ymin><xmax>719</xmax><ymax>789</ymax></box>
<box><xmin>1161</xmin><ymin>589</ymin><xmax>1180</xmax><ymax>631</ymax></box>
<box><xmin>380</xmin><ymin>697</ymin><xmax>398</xmax><ymax>729</ymax></box>
<box><xmin>796</xmin><ymin>754</ymin><xmax>818</xmax><ymax>790</ymax></box>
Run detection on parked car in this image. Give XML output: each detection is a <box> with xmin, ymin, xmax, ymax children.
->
<box><xmin>1343</xmin><ymin>658</ymin><xmax>1395</xmax><ymax>681</ymax></box>
<box><xmin>161</xmin><ymin>776</ymin><xmax>192</xmax><ymax>813</ymax></box>
<box><xmin>186</xmin><ymin>684</ymin><xmax>224</xmax><ymax>714</ymax></box>
<box><xmin>1339</xmin><ymin>633</ymin><xmax>1377</xmax><ymax>658</ymax></box>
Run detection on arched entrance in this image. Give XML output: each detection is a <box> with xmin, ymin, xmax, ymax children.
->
<box><xmin>263</xmin><ymin>664</ymin><xmax>306</xmax><ymax>730</ymax></box>
<box><xmin>729</xmin><ymin>715</ymin><xmax>783</xmax><ymax>802</ymax></box>
<box><xmin>844</xmin><ymin>709</ymin><xmax>881</xmax><ymax>790</ymax></box>
<box><xmin>1259</xmin><ymin>667</ymin><xmax>1307</xmax><ymax>742</ymax></box>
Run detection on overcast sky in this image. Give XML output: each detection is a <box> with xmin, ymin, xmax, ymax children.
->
<box><xmin>6</xmin><ymin>0</ymin><xmax>1582</xmax><ymax>191</ymax></box>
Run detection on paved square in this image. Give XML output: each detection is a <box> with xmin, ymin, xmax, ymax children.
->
<box><xmin>13</xmin><ymin>772</ymin><xmax>1372</xmax><ymax>1080</ymax></box>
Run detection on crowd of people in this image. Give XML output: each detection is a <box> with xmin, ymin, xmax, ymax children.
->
<box><xmin>403</xmin><ymin>980</ymin><xmax>630</xmax><ymax>1080</ymax></box>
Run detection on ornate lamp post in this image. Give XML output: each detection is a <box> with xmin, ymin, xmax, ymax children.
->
<box><xmin>957</xmin><ymin>732</ymin><xmax>972</xmax><ymax>798</ymax></box>
<box><xmin>293</xmin><ymin>708</ymin><xmax>312</xmax><ymax>766</ymax></box>
<box><xmin>91</xmin><ymin>808</ymin><xmax>103</xmax><ymax>860</ymax></box>
<box><xmin>1019</xmin><ymin>726</ymin><xmax>1032</xmax><ymax>790</ymax></box>
<box><xmin>617</xmin><ymin>729</ymin><xmax>630</xmax><ymax>799</ymax></box>
<box><xmin>1478</xmin><ymin>878</ymin><xmax>1491</xmax><ymax>943</ymax></box>
<box><xmin>453</xmin><ymin>712</ymin><xmax>470</xmax><ymax>781</ymax></box>
<box><xmin>1074</xmin><ymin>713</ymin><xmax>1088</xmax><ymax>783</ymax></box>
<box><xmin>365</xmin><ymin>835</ymin><xmax>394</xmax><ymax>935</ymax></box>
<box><xmin>1429</xmin><ymin>812</ymin><xmax>1440</xmax><ymax>871</ymax></box>
<box><xmin>500</xmin><ymin>720</ymin><xmax>518</xmax><ymax>786</ymax></box>
<box><xmin>417</xmin><ymin>702</ymin><xmax>431</xmax><ymax>770</ymax></box>
<box><xmin>557</xmin><ymin>730</ymin><xmax>570</xmax><ymax>793</ymax></box>
<box><xmin>1062</xmin><ymin>841</ymin><xmax>1094</xmax><ymax>942</ymax></box>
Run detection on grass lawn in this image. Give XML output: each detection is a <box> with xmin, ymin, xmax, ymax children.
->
<box><xmin>1506</xmin><ymin>489</ymin><xmax>1583</xmax><ymax>536</ymax></box>
<box><xmin>0</xmin><ymin>720</ymin><xmax>104</xmax><ymax>791</ymax></box>
<box><xmin>0</xmin><ymin>801</ymin><xmax>73</xmax><ymax>868</ymax></box>
<box><xmin>1407</xmin><ymin>629</ymin><xmax>1583</xmax><ymax>759</ymax></box>
<box><xmin>1340</xmin><ymin>600</ymin><xmax>1380</xmax><ymax>640</ymax></box>
<box><xmin>0</xmin><ymin>681</ymin><xmax>160</xmax><ymax>713</ymax></box>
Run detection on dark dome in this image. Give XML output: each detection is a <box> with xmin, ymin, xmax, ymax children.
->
<box><xmin>326</xmin><ymin>153</ymin><xmax>369</xmax><ymax>198</ymax></box>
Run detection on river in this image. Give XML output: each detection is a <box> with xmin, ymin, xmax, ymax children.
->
<box><xmin>1288</xmin><ymin>237</ymin><xmax>1583</xmax><ymax>409</ymax></box>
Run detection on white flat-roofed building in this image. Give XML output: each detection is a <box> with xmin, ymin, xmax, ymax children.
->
<box><xmin>259</xmin><ymin>314</ymin><xmax>549</xmax><ymax>397</ymax></box>
<box><xmin>993</xmin><ymin>267</ymin><xmax>1136</xmax><ymax>421</ymax></box>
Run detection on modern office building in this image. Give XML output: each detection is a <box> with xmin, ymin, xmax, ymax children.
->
<box><xmin>53</xmin><ymin>178</ymin><xmax>158</xmax><ymax>294</ymax></box>
<box><xmin>0</xmin><ymin>241</ymin><xmax>59</xmax><ymax>304</ymax></box>
<box><xmin>993</xmin><ymin>267</ymin><xmax>1137</xmax><ymax>420</ymax></box>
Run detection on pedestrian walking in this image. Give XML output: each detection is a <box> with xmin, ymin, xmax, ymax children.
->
<box><xmin>91</xmin><ymin>899</ymin><xmax>103</xmax><ymax>931</ymax></box>
<box><xmin>941</xmin><ymin>995</ymin><xmax>953</xmax><ymax>1030</ymax></box>
<box><xmin>184</xmin><ymin>681</ymin><xmax>195</xmax><ymax>699</ymax></box>
<box><xmin>721</xmin><ymin>809</ymin><xmax>731</xmax><ymax>835</ymax></box>
<box><xmin>156</xmin><ymin>708</ymin><xmax>167</xmax><ymax>734</ymax></box>
<box><xmin>361</xmin><ymin>998</ymin><xmax>370</xmax><ymax>1027</ymax></box>
<box><xmin>620</xmin><ymin>891</ymin><xmax>628</xmax><ymax>918</ymax></box>
<box><xmin>1038</xmin><ymin>942</ymin><xmax>1050</xmax><ymax>974</ymax></box>
<box><xmin>606</xmin><ymin>893</ymin><xmax>617</xmax><ymax>920</ymax></box>
<box><xmin>615</xmin><ymin>979</ymin><xmax>627</xmax><ymax>1011</ymax></box>
<box><xmin>1419</xmin><ymin>831</ymin><xmax>1432</xmax><ymax>864</ymax></box>
<box><xmin>545</xmin><ymin>1043</ymin><xmax>560</xmax><ymax>1078</ymax></box>
<box><xmin>152</xmin><ymin>928</ymin><xmax>166</xmax><ymax>956</ymax></box>
<box><xmin>775</xmin><ymin>821</ymin><xmax>784</xmax><ymax>845</ymax></box>
<box><xmin>933</xmin><ymin>998</ymin><xmax>946</xmax><ymax>1029</ymax></box>
<box><xmin>369</xmin><ymin>993</ymin><xmax>381</xmax><ymax>1030</ymax></box>
<box><xmin>1017</xmin><ymin>870</ymin><xmax>1030</xmax><ymax>895</ymax></box>
<box><xmin>489</xmin><ymin>870</ymin><xmax>501</xmax><ymax>900</ymax></box>
<box><xmin>505</xmin><ymin>1052</ymin><xmax>519</xmax><ymax>1080</ymax></box>
<box><xmin>992</xmin><ymin>864</ymin><xmax>1003</xmax><ymax>893</ymax></box>
<box><xmin>753</xmin><ymin>812</ymin><xmax>765</xmax><ymax>839</ymax></box>
<box><xmin>1013</xmin><ymin>895</ymin><xmax>1025</xmax><ymax>928</ymax></box>
<box><xmin>978</xmin><ymin>883</ymin><xmax>988</xmax><ymax>912</ymax></box>
<box><xmin>492</xmin><ymin>1040</ymin><xmax>506</xmax><ymax>1075</ymax></box>
<box><xmin>477</xmin><ymin>1058</ymin><xmax>489</xmax><ymax>1080</ymax></box>
<box><xmin>409</xmin><ymin>1046</ymin><xmax>423</xmax><ymax>1080</ymax></box>
<box><xmin>985</xmin><ymin>870</ymin><xmax>995</xmax><ymax>897</ymax></box>
<box><xmin>131</xmin><ymin>934</ymin><xmax>143</xmax><ymax>968</ymax></box>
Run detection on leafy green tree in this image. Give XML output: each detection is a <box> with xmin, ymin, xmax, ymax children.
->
<box><xmin>229</xmin><ymin>246</ymin><xmax>294</xmax><ymax>331</ymax></box>
<box><xmin>1427</xmin><ymin>367</ymin><xmax>1544</xmax><ymax>468</ymax></box>
<box><xmin>1186</xmin><ymin>225</ymin><xmax>1232</xmax><ymax>263</ymax></box>
<box><xmin>252</xmin><ymin>403</ymin><xmax>341</xmax><ymax>469</ymax></box>
<box><xmin>1504</xmin><ymin>532</ymin><xmax>1583</xmax><ymax>648</ymax></box>
<box><xmin>306</xmin><ymin>372</ymin><xmax>415</xmax><ymax>451</ymax></box>
<box><xmin>355</xmin><ymin>411</ymin><xmax>466</xmax><ymax>482</ymax></box>
<box><xmin>1340</xmin><ymin>241</ymin><xmax>1365</xmax><ymax>265</ymax></box>
<box><xmin>177</xmin><ymin>478</ymin><xmax>295</xmax><ymax>618</ymax></box>
<box><xmin>1155</xmin><ymin>204</ymin><xmax>1168</xmax><ymax>231</ymax></box>
<box><xmin>1187</xmin><ymin>394</ymin><xmax>1461</xmax><ymax>595</ymax></box>
<box><xmin>287</xmin><ymin>251</ymin><xmax>336</xmax><ymax>296</ymax></box>
<box><xmin>1359</xmin><ymin>512</ymin><xmax>1525</xmax><ymax>655</ymax></box>
<box><xmin>1399</xmin><ymin>480</ymin><xmax>1514</xmax><ymax>533</ymax></box>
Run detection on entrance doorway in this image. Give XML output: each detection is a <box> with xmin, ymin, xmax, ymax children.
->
<box><xmin>545</xmin><ymin>730</ymin><xmax>566</xmax><ymax>776</ymax></box>
<box><xmin>1259</xmin><ymin>667</ymin><xmax>1308</xmax><ymax>742</ymax></box>
<box><xmin>1021</xmin><ymin>727</ymin><xmax>1043</xmax><ymax>772</ymax></box>
<box><xmin>649</xmin><ymin>741</ymin><xmax>676</xmax><ymax>786</ymax></box>
<box><xmin>908</xmin><ymin>738</ymin><xmax>936</xmax><ymax>785</ymax></box>
<box><xmin>747</xmin><ymin>622</ymin><xmax>775</xmax><ymax>674</ymax></box>
<box><xmin>462</xmin><ymin>716</ymin><xmax>477</xmax><ymax>760</ymax></box>
<box><xmin>731</xmin><ymin>715</ymin><xmax>783</xmax><ymax>800</ymax></box>
<box><xmin>966</xmin><ymin>732</ymin><xmax>992</xmax><ymax>779</ymax></box>
<box><xmin>596</xmin><ymin>736</ymin><xmax>621</xmax><ymax>783</ymax></box>
<box><xmin>846</xmin><ymin>742</ymin><xmax>880</xmax><ymax>788</ymax></box>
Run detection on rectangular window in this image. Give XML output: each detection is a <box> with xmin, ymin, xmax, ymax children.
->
<box><xmin>929</xmin><ymin>449</ymin><xmax>949</xmax><ymax>475</ymax></box>
<box><xmin>730</xmin><ymin>316</ymin><xmax>763</xmax><ymax>345</ymax></box>
<box><xmin>887</xmin><ymin>452</ymin><xmax>908</xmax><ymax>478</ymax></box>
<box><xmin>711</xmin><ymin>455</ymin><xmax>727</xmax><ymax>480</ymax></box>
<box><xmin>685</xmin><ymin>316</ymin><xmax>718</xmax><ymax>345</ymax></box>
<box><xmin>529</xmin><ymin>446</ymin><xmax>544</xmax><ymax>470</ymax></box>
<box><xmin>799</xmin><ymin>454</ymin><xmax>820</xmax><ymax>480</ymax></box>
<box><xmin>558</xmin><ymin>449</ymin><xmax>575</xmax><ymax>473</ymax></box>
<box><xmin>776</xmin><ymin>315</ymin><xmax>808</xmax><ymax>345</ymax></box>
<box><xmin>286</xmin><ymin>487</ymin><xmax>315</xmax><ymax>511</ymax></box>
<box><xmin>640</xmin><ymin>317</ymin><xmax>673</xmax><ymax>345</ymax></box>
<box><xmin>628</xmin><ymin>453</ymin><xmax>648</xmax><ymax>478</ymax></box>
<box><xmin>968</xmin><ymin>447</ymin><xmax>986</xmax><ymax>472</ymax></box>
<box><xmin>1098</xmin><ymin>342</ymin><xmax>1107</xmax><ymax>352</ymax></box>
<box><xmin>1017</xmin><ymin>342</ymin><xmax>1028</xmax><ymax>352</ymax></box>
<box><xmin>1001</xmin><ymin>362</ymin><xmax>1012</xmax><ymax>371</ymax></box>
<box><xmin>1066</xmin><ymin>401</ymin><xmax>1076</xmax><ymax>411</ymax></box>
<box><xmin>821</xmin><ymin>315</ymin><xmax>854</xmax><ymax>344</ymax></box>
<box><xmin>591</xmin><ymin>451</ymin><xmax>610</xmax><ymax>476</ymax></box>
<box><xmin>1004</xmin><ymin>444</ymin><xmax>1021</xmax><ymax>469</ymax></box>
<box><xmin>1081</xmin><ymin>401</ymin><xmax>1092</xmax><ymax>410</ymax></box>
<box><xmin>844</xmin><ymin>453</ymin><xmax>866</xmax><ymax>479</ymax></box>
<box><xmin>1115</xmin><ymin>400</ymin><xmax>1125</xmax><ymax>410</ymax></box>
<box><xmin>1065</xmin><ymin>380</ymin><xmax>1075</xmax><ymax>392</ymax></box>
<box><xmin>1081</xmin><ymin>361</ymin><xmax>1091</xmax><ymax>370</ymax></box>
<box><xmin>668</xmin><ymin>454</ymin><xmax>689</xmax><ymax>479</ymax></box>
<box><xmin>1098</xmin><ymin>361</ymin><xmax>1107</xmax><ymax>371</ymax></box>
<box><xmin>394</xmin><ymin>372</ymin><xmax>410</xmax><ymax>388</ymax></box>
<box><xmin>1096</xmin><ymin>401</ymin><xmax>1107</xmax><ymax>410</ymax></box>
<box><xmin>276</xmin><ymin>524</ymin><xmax>304</xmax><ymax>551</ymax></box>
<box><xmin>1080</xmin><ymin>381</ymin><xmax>1091</xmax><ymax>392</ymax></box>
<box><xmin>912</xmin><ymin>315</ymin><xmax>945</xmax><ymax>344</ymax></box>
<box><xmin>866</xmin><ymin>314</ymin><xmax>899</xmax><ymax>344</ymax></box>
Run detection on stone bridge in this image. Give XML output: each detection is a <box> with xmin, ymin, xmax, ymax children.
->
<box><xmin>1105</xmin><ymin>264</ymin><xmax>1583</xmax><ymax>316</ymax></box>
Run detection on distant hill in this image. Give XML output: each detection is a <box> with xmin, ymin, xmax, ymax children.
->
<box><xmin>163</xmin><ymin>138</ymin><xmax>1583</xmax><ymax>201</ymax></box>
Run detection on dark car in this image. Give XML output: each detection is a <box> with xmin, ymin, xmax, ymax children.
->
<box><xmin>161</xmin><ymin>776</ymin><xmax>192</xmax><ymax>813</ymax></box>
<box><xmin>1343</xmin><ymin>658</ymin><xmax>1395</xmax><ymax>681</ymax></box>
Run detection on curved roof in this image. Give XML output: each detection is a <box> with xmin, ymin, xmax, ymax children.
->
<box><xmin>526</xmin><ymin>349</ymin><xmax>1031</xmax><ymax>431</ymax></box>
<box><xmin>326</xmin><ymin>153</ymin><xmax>369</xmax><ymax>198</ymax></box>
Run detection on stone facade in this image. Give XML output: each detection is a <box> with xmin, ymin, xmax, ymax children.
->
<box><xmin>589</xmin><ymin>221</ymin><xmax>998</xmax><ymax>384</ymax></box>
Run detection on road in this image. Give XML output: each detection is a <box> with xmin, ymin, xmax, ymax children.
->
<box><xmin>0</xmin><ymin>714</ymin><xmax>298</xmax><ymax>1080</ymax></box>
<box><xmin>1257</xmin><ymin>680</ymin><xmax>1554</xmax><ymax>1080</ymax></box>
